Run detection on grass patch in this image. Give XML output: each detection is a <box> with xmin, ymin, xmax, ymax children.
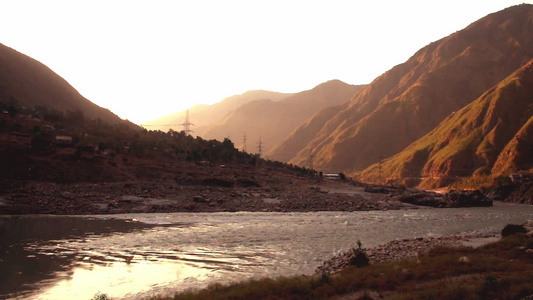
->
<box><xmin>151</xmin><ymin>234</ymin><xmax>533</xmax><ymax>300</ymax></box>
<box><xmin>449</xmin><ymin>174</ymin><xmax>497</xmax><ymax>190</ymax></box>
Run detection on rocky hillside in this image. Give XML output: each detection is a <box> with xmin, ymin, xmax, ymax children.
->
<box><xmin>201</xmin><ymin>80</ymin><xmax>364</xmax><ymax>153</ymax></box>
<box><xmin>142</xmin><ymin>90</ymin><xmax>292</xmax><ymax>134</ymax></box>
<box><xmin>276</xmin><ymin>4</ymin><xmax>533</xmax><ymax>176</ymax></box>
<box><xmin>361</xmin><ymin>60</ymin><xmax>533</xmax><ymax>185</ymax></box>
<box><xmin>0</xmin><ymin>43</ymin><xmax>125</xmax><ymax>124</ymax></box>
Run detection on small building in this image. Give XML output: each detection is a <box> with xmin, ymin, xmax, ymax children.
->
<box><xmin>510</xmin><ymin>173</ymin><xmax>533</xmax><ymax>184</ymax></box>
<box><xmin>324</xmin><ymin>173</ymin><xmax>341</xmax><ymax>180</ymax></box>
<box><xmin>55</xmin><ymin>135</ymin><xmax>73</xmax><ymax>146</ymax></box>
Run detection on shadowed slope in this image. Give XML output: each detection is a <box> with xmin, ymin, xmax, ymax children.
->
<box><xmin>0</xmin><ymin>43</ymin><xmax>124</xmax><ymax>124</ymax></box>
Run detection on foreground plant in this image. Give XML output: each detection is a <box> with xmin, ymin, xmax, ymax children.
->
<box><xmin>91</xmin><ymin>292</ymin><xmax>111</xmax><ymax>300</ymax></box>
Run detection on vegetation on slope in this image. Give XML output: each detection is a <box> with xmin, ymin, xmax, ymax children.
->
<box><xmin>0</xmin><ymin>102</ymin><xmax>315</xmax><ymax>184</ymax></box>
<box><xmin>361</xmin><ymin>59</ymin><xmax>533</xmax><ymax>188</ymax></box>
<box><xmin>283</xmin><ymin>4</ymin><xmax>533</xmax><ymax>176</ymax></box>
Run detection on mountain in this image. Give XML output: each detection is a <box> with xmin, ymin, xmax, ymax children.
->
<box><xmin>268</xmin><ymin>104</ymin><xmax>345</xmax><ymax>163</ymax></box>
<box><xmin>0</xmin><ymin>43</ymin><xmax>125</xmax><ymax>124</ymax></box>
<box><xmin>361</xmin><ymin>59</ymin><xmax>533</xmax><ymax>186</ymax></box>
<box><xmin>278</xmin><ymin>4</ymin><xmax>533</xmax><ymax>175</ymax></box>
<box><xmin>200</xmin><ymin>80</ymin><xmax>365</xmax><ymax>153</ymax></box>
<box><xmin>141</xmin><ymin>90</ymin><xmax>292</xmax><ymax>134</ymax></box>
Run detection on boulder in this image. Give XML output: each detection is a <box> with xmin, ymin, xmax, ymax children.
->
<box><xmin>501</xmin><ymin>224</ymin><xmax>527</xmax><ymax>237</ymax></box>
<box><xmin>445</xmin><ymin>190</ymin><xmax>492</xmax><ymax>207</ymax></box>
<box><xmin>458</xmin><ymin>256</ymin><xmax>471</xmax><ymax>264</ymax></box>
<box><xmin>395</xmin><ymin>192</ymin><xmax>447</xmax><ymax>208</ymax></box>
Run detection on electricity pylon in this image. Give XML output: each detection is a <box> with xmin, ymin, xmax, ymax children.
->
<box><xmin>180</xmin><ymin>110</ymin><xmax>194</xmax><ymax>135</ymax></box>
<box><xmin>257</xmin><ymin>136</ymin><xmax>264</xmax><ymax>157</ymax></box>
<box><xmin>242</xmin><ymin>132</ymin><xmax>247</xmax><ymax>152</ymax></box>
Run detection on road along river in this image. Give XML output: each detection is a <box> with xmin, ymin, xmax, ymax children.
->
<box><xmin>1</xmin><ymin>201</ymin><xmax>533</xmax><ymax>299</ymax></box>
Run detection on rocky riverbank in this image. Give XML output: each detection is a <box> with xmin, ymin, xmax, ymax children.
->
<box><xmin>315</xmin><ymin>229</ymin><xmax>505</xmax><ymax>275</ymax></box>
<box><xmin>0</xmin><ymin>179</ymin><xmax>419</xmax><ymax>214</ymax></box>
<box><xmin>365</xmin><ymin>185</ymin><xmax>493</xmax><ymax>208</ymax></box>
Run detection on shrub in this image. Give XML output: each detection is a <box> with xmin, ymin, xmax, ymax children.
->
<box><xmin>501</xmin><ymin>224</ymin><xmax>527</xmax><ymax>237</ymax></box>
<box><xmin>348</xmin><ymin>242</ymin><xmax>369</xmax><ymax>268</ymax></box>
<box><xmin>91</xmin><ymin>292</ymin><xmax>111</xmax><ymax>300</ymax></box>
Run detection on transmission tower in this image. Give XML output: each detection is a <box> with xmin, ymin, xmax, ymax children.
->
<box><xmin>242</xmin><ymin>132</ymin><xmax>247</xmax><ymax>152</ymax></box>
<box><xmin>257</xmin><ymin>136</ymin><xmax>264</xmax><ymax>157</ymax></box>
<box><xmin>180</xmin><ymin>109</ymin><xmax>194</xmax><ymax>135</ymax></box>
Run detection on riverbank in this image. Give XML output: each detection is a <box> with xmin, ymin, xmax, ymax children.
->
<box><xmin>316</xmin><ymin>228</ymin><xmax>503</xmax><ymax>275</ymax></box>
<box><xmin>3</xmin><ymin>207</ymin><xmax>533</xmax><ymax>299</ymax></box>
<box><xmin>0</xmin><ymin>176</ymin><xmax>494</xmax><ymax>215</ymax></box>
<box><xmin>0</xmin><ymin>179</ymin><xmax>417</xmax><ymax>214</ymax></box>
<box><xmin>152</xmin><ymin>224</ymin><xmax>533</xmax><ymax>300</ymax></box>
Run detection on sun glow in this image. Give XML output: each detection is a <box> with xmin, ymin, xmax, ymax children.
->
<box><xmin>0</xmin><ymin>0</ymin><xmax>531</xmax><ymax>124</ymax></box>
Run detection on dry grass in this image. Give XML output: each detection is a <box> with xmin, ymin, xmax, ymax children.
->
<box><xmin>151</xmin><ymin>234</ymin><xmax>533</xmax><ymax>300</ymax></box>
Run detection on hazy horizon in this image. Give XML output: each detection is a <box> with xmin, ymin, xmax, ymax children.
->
<box><xmin>1</xmin><ymin>0</ymin><xmax>531</xmax><ymax>124</ymax></box>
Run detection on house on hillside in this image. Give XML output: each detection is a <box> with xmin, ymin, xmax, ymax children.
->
<box><xmin>324</xmin><ymin>173</ymin><xmax>340</xmax><ymax>180</ymax></box>
<box><xmin>510</xmin><ymin>173</ymin><xmax>533</xmax><ymax>184</ymax></box>
<box><xmin>55</xmin><ymin>135</ymin><xmax>73</xmax><ymax>146</ymax></box>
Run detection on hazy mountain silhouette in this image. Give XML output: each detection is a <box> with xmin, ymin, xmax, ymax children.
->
<box><xmin>141</xmin><ymin>90</ymin><xmax>292</xmax><ymax>134</ymax></box>
<box><xmin>276</xmin><ymin>4</ymin><xmax>533</xmax><ymax>177</ymax></box>
<box><xmin>0</xmin><ymin>43</ymin><xmax>125</xmax><ymax>124</ymax></box>
<box><xmin>200</xmin><ymin>80</ymin><xmax>365</xmax><ymax>153</ymax></box>
<box><xmin>361</xmin><ymin>59</ymin><xmax>533</xmax><ymax>186</ymax></box>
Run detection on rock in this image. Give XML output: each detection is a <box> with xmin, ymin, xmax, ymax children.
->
<box><xmin>396</xmin><ymin>192</ymin><xmax>446</xmax><ymax>207</ymax></box>
<box><xmin>364</xmin><ymin>185</ymin><xmax>401</xmax><ymax>194</ymax></box>
<box><xmin>193</xmin><ymin>195</ymin><xmax>208</xmax><ymax>203</ymax></box>
<box><xmin>458</xmin><ymin>256</ymin><xmax>471</xmax><ymax>264</ymax></box>
<box><xmin>445</xmin><ymin>190</ymin><xmax>492</xmax><ymax>207</ymax></box>
<box><xmin>501</xmin><ymin>224</ymin><xmax>528</xmax><ymax>237</ymax></box>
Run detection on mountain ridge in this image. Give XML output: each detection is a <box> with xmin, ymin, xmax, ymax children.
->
<box><xmin>360</xmin><ymin>59</ymin><xmax>533</xmax><ymax>186</ymax></box>
<box><xmin>277</xmin><ymin>4</ymin><xmax>533</xmax><ymax>177</ymax></box>
<box><xmin>142</xmin><ymin>90</ymin><xmax>292</xmax><ymax>134</ymax></box>
<box><xmin>0</xmin><ymin>43</ymin><xmax>126</xmax><ymax>125</ymax></box>
<box><xmin>201</xmin><ymin>80</ymin><xmax>365</xmax><ymax>152</ymax></box>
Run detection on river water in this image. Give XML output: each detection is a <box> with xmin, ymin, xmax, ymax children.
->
<box><xmin>1</xmin><ymin>201</ymin><xmax>533</xmax><ymax>299</ymax></box>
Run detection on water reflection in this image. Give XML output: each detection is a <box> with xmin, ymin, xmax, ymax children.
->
<box><xmin>37</xmin><ymin>261</ymin><xmax>210</xmax><ymax>300</ymax></box>
<box><xmin>1</xmin><ymin>202</ymin><xmax>533</xmax><ymax>299</ymax></box>
<box><xmin>0</xmin><ymin>216</ymin><xmax>180</xmax><ymax>299</ymax></box>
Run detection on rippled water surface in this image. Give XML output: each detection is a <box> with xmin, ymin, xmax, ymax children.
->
<box><xmin>1</xmin><ymin>202</ymin><xmax>533</xmax><ymax>299</ymax></box>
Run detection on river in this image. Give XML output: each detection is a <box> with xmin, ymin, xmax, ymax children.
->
<box><xmin>1</xmin><ymin>201</ymin><xmax>533</xmax><ymax>299</ymax></box>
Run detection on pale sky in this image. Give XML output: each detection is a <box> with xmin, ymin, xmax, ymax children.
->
<box><xmin>0</xmin><ymin>0</ymin><xmax>530</xmax><ymax>124</ymax></box>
